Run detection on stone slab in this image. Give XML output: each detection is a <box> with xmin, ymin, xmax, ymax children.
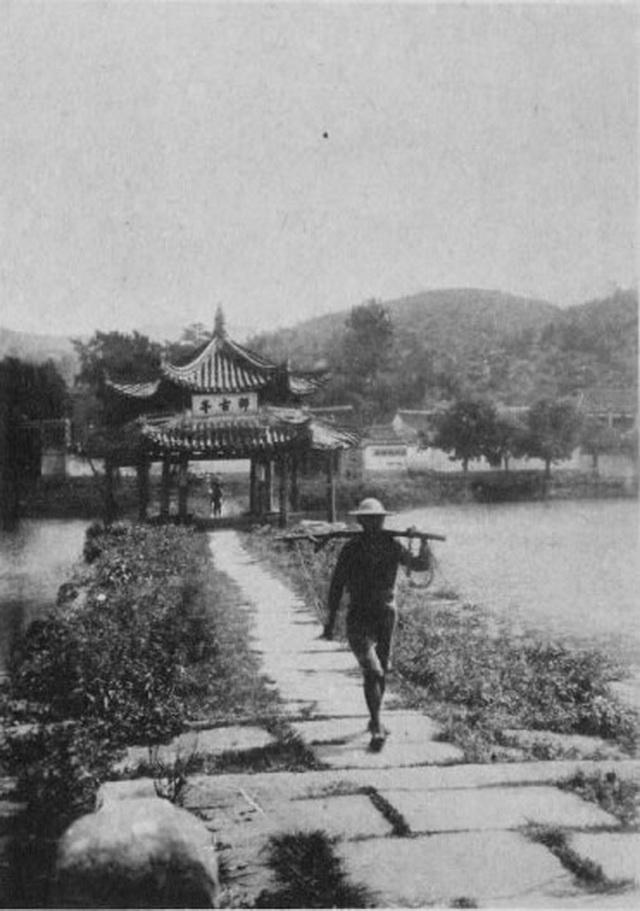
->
<box><xmin>311</xmin><ymin>715</ymin><xmax>463</xmax><ymax>768</ymax></box>
<box><xmin>313</xmin><ymin>692</ymin><xmax>370</xmax><ymax>716</ymax></box>
<box><xmin>352</xmin><ymin>758</ymin><xmax>640</xmax><ymax>792</ymax></box>
<box><xmin>265</xmin><ymin>653</ymin><xmax>355</xmax><ymax>673</ymax></box>
<box><xmin>184</xmin><ymin>760</ymin><xmax>640</xmax><ymax>805</ymax></box>
<box><xmin>196</xmin><ymin>790</ymin><xmax>392</xmax><ymax>842</ymax></box>
<box><xmin>312</xmin><ymin>738</ymin><xmax>462</xmax><ymax>769</ymax></box>
<box><xmin>292</xmin><ymin>711</ymin><xmax>443</xmax><ymax>746</ymax></box>
<box><xmin>337</xmin><ymin>830</ymin><xmax>575</xmax><ymax>908</ymax></box>
<box><xmin>291</xmin><ymin>717</ymin><xmax>372</xmax><ymax>744</ymax></box>
<box><xmin>188</xmin><ymin>771</ymin><xmax>359</xmax><ymax>807</ymax></box>
<box><xmin>114</xmin><ymin>725</ymin><xmax>276</xmax><ymax>772</ymax></box>
<box><xmin>381</xmin><ymin>785</ymin><xmax>619</xmax><ymax>833</ymax></box>
<box><xmin>570</xmin><ymin>832</ymin><xmax>640</xmax><ymax>885</ymax></box>
<box><xmin>273</xmin><ymin>794</ymin><xmax>393</xmax><ymax>839</ymax></box>
<box><xmin>99</xmin><ymin>779</ymin><xmax>159</xmax><ymax>804</ymax></box>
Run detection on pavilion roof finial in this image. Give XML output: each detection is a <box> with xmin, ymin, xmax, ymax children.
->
<box><xmin>214</xmin><ymin>305</ymin><xmax>226</xmax><ymax>338</ymax></box>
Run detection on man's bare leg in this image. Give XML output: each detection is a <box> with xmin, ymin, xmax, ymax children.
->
<box><xmin>364</xmin><ymin>671</ymin><xmax>387</xmax><ymax>750</ymax></box>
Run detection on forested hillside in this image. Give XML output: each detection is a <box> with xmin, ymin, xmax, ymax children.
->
<box><xmin>249</xmin><ymin>288</ymin><xmax>638</xmax><ymax>413</ymax></box>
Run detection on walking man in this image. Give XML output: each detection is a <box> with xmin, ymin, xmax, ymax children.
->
<box><xmin>208</xmin><ymin>477</ymin><xmax>223</xmax><ymax>518</ymax></box>
<box><xmin>322</xmin><ymin>498</ymin><xmax>432</xmax><ymax>751</ymax></box>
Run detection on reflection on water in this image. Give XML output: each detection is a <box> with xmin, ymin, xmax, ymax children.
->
<box><xmin>0</xmin><ymin>520</ymin><xmax>87</xmax><ymax>674</ymax></box>
<box><xmin>392</xmin><ymin>499</ymin><xmax>640</xmax><ymax>669</ymax></box>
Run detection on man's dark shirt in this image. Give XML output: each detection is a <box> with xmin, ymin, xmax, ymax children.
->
<box><xmin>328</xmin><ymin>533</ymin><xmax>429</xmax><ymax>622</ymax></box>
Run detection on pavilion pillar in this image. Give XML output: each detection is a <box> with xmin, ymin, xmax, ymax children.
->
<box><xmin>137</xmin><ymin>453</ymin><xmax>150</xmax><ymax>523</ymax></box>
<box><xmin>249</xmin><ymin>457</ymin><xmax>258</xmax><ymax>515</ymax></box>
<box><xmin>278</xmin><ymin>454</ymin><xmax>289</xmax><ymax>528</ymax></box>
<box><xmin>104</xmin><ymin>456</ymin><xmax>117</xmax><ymax>526</ymax></box>
<box><xmin>264</xmin><ymin>459</ymin><xmax>273</xmax><ymax>515</ymax></box>
<box><xmin>326</xmin><ymin>450</ymin><xmax>336</xmax><ymax>523</ymax></box>
<box><xmin>160</xmin><ymin>457</ymin><xmax>171</xmax><ymax>520</ymax></box>
<box><xmin>290</xmin><ymin>454</ymin><xmax>300</xmax><ymax>513</ymax></box>
<box><xmin>177</xmin><ymin>454</ymin><xmax>189</xmax><ymax>523</ymax></box>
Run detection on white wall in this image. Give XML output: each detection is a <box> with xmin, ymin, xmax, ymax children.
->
<box><xmin>406</xmin><ymin>446</ymin><xmax>547</xmax><ymax>473</ymax></box>
<box><xmin>362</xmin><ymin>445</ymin><xmax>408</xmax><ymax>473</ymax></box>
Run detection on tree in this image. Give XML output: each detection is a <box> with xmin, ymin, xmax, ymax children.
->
<box><xmin>73</xmin><ymin>331</ymin><xmax>163</xmax><ymax>389</ymax></box>
<box><xmin>163</xmin><ymin>322</ymin><xmax>212</xmax><ymax>366</ymax></box>
<box><xmin>0</xmin><ymin>357</ymin><xmax>69</xmax><ymax>525</ymax></box>
<box><xmin>487</xmin><ymin>413</ymin><xmax>529</xmax><ymax>471</ymax></box>
<box><xmin>526</xmin><ymin>399</ymin><xmax>582</xmax><ymax>478</ymax></box>
<box><xmin>433</xmin><ymin>398</ymin><xmax>498</xmax><ymax>473</ymax></box>
<box><xmin>343</xmin><ymin>300</ymin><xmax>394</xmax><ymax>382</ymax></box>
<box><xmin>72</xmin><ymin>330</ymin><xmax>164</xmax><ymax>428</ymax></box>
<box><xmin>329</xmin><ymin>300</ymin><xmax>395</xmax><ymax>422</ymax></box>
<box><xmin>620</xmin><ymin>426</ymin><xmax>638</xmax><ymax>462</ymax></box>
<box><xmin>579</xmin><ymin>418</ymin><xmax>622</xmax><ymax>474</ymax></box>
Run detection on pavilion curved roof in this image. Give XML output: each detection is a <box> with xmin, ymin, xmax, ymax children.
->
<box><xmin>80</xmin><ymin>406</ymin><xmax>359</xmax><ymax>463</ymax></box>
<box><xmin>106</xmin><ymin>325</ymin><xmax>329</xmax><ymax>401</ymax></box>
<box><xmin>138</xmin><ymin>407</ymin><xmax>357</xmax><ymax>459</ymax></box>
<box><xmin>308</xmin><ymin>415</ymin><xmax>361</xmax><ymax>451</ymax></box>
<box><xmin>161</xmin><ymin>333</ymin><xmax>277</xmax><ymax>393</ymax></box>
<box><xmin>135</xmin><ymin>409</ymin><xmax>359</xmax><ymax>459</ymax></box>
<box><xmin>106</xmin><ymin>378</ymin><xmax>163</xmax><ymax>399</ymax></box>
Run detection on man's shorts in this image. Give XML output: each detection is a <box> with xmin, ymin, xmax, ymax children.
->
<box><xmin>346</xmin><ymin>607</ymin><xmax>397</xmax><ymax>676</ymax></box>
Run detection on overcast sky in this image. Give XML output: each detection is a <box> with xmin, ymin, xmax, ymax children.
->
<box><xmin>1</xmin><ymin>2</ymin><xmax>637</xmax><ymax>340</ymax></box>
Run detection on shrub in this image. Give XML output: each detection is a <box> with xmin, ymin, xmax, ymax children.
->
<box><xmin>1</xmin><ymin>720</ymin><xmax>120</xmax><ymax>908</ymax></box>
<box><xmin>10</xmin><ymin>524</ymin><xmax>215</xmax><ymax>746</ymax></box>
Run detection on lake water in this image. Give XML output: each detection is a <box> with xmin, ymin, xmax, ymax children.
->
<box><xmin>391</xmin><ymin>499</ymin><xmax>640</xmax><ymax>701</ymax></box>
<box><xmin>0</xmin><ymin>519</ymin><xmax>88</xmax><ymax>675</ymax></box>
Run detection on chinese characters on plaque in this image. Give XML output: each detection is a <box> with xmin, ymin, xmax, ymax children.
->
<box><xmin>192</xmin><ymin>393</ymin><xmax>258</xmax><ymax>416</ymax></box>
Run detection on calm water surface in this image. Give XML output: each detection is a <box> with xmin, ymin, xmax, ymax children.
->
<box><xmin>392</xmin><ymin>499</ymin><xmax>639</xmax><ymax>673</ymax></box>
<box><xmin>0</xmin><ymin>519</ymin><xmax>87</xmax><ymax>674</ymax></box>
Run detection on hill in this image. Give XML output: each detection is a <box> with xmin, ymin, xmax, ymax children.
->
<box><xmin>0</xmin><ymin>327</ymin><xmax>79</xmax><ymax>384</ymax></box>
<box><xmin>2</xmin><ymin>286</ymin><xmax>636</xmax><ymax>409</ymax></box>
<box><xmin>248</xmin><ymin>287</ymin><xmax>637</xmax><ymax>409</ymax></box>
<box><xmin>249</xmin><ymin>289</ymin><xmax>559</xmax><ymax>367</ymax></box>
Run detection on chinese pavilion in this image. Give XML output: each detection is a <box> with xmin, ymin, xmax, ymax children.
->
<box><xmin>98</xmin><ymin>311</ymin><xmax>358</xmax><ymax>525</ymax></box>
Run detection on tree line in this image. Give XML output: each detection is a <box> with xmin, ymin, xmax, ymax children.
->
<box><xmin>430</xmin><ymin>396</ymin><xmax>636</xmax><ymax>477</ymax></box>
<box><xmin>1</xmin><ymin>301</ymin><xmax>636</xmax><ymax>525</ymax></box>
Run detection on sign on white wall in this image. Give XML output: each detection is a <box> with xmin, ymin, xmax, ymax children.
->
<box><xmin>192</xmin><ymin>392</ymin><xmax>258</xmax><ymax>416</ymax></box>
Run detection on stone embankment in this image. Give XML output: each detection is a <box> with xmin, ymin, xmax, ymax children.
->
<box><xmin>68</xmin><ymin>532</ymin><xmax>640</xmax><ymax>907</ymax></box>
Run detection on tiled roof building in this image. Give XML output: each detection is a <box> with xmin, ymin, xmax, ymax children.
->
<box><xmin>575</xmin><ymin>387</ymin><xmax>637</xmax><ymax>430</ymax></box>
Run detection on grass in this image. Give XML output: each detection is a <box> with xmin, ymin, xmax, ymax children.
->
<box><xmin>525</xmin><ymin>824</ymin><xmax>634</xmax><ymax>893</ymax></box>
<box><xmin>526</xmin><ymin>825</ymin><xmax>607</xmax><ymax>889</ymax></box>
<box><xmin>361</xmin><ymin>786</ymin><xmax>411</xmax><ymax>836</ymax></box>
<box><xmin>244</xmin><ymin>527</ymin><xmax>638</xmax><ymax>762</ymax></box>
<box><xmin>558</xmin><ymin>770</ymin><xmax>640</xmax><ymax>829</ymax></box>
<box><xmin>394</xmin><ymin>595</ymin><xmax>637</xmax><ymax>751</ymax></box>
<box><xmin>178</xmin><ymin>558</ymin><xmax>282</xmax><ymax>725</ymax></box>
<box><xmin>255</xmin><ymin>830</ymin><xmax>375</xmax><ymax>908</ymax></box>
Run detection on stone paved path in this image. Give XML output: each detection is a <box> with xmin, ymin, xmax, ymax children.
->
<box><xmin>113</xmin><ymin>530</ymin><xmax>640</xmax><ymax>908</ymax></box>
